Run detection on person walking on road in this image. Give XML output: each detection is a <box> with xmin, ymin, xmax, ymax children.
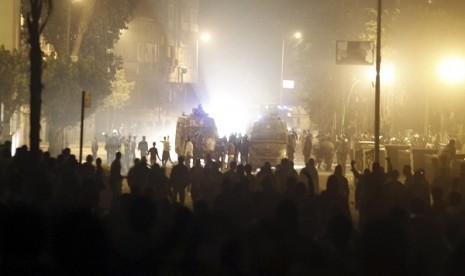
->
<box><xmin>184</xmin><ymin>137</ymin><xmax>194</xmax><ymax>168</ymax></box>
<box><xmin>138</xmin><ymin>136</ymin><xmax>149</xmax><ymax>159</ymax></box>
<box><xmin>161</xmin><ymin>136</ymin><xmax>172</xmax><ymax>167</ymax></box>
<box><xmin>91</xmin><ymin>137</ymin><xmax>99</xmax><ymax>160</ymax></box>
<box><xmin>149</xmin><ymin>142</ymin><xmax>161</xmax><ymax>166</ymax></box>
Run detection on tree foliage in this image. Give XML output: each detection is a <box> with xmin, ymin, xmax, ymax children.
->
<box><xmin>22</xmin><ymin>0</ymin><xmax>138</xmax><ymax>154</ymax></box>
<box><xmin>0</xmin><ymin>47</ymin><xmax>29</xmax><ymax>122</ymax></box>
<box><xmin>105</xmin><ymin>69</ymin><xmax>135</xmax><ymax>109</ymax></box>
<box><xmin>289</xmin><ymin>0</ymin><xmax>465</xmax><ymax>135</ymax></box>
<box><xmin>287</xmin><ymin>0</ymin><xmax>369</xmax><ymax>132</ymax></box>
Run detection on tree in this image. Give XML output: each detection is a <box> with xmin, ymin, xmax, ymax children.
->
<box><xmin>33</xmin><ymin>0</ymin><xmax>139</xmax><ymax>155</ymax></box>
<box><xmin>362</xmin><ymin>1</ymin><xmax>465</xmax><ymax>134</ymax></box>
<box><xmin>0</xmin><ymin>47</ymin><xmax>29</xmax><ymax>141</ymax></box>
<box><xmin>104</xmin><ymin>69</ymin><xmax>135</xmax><ymax>130</ymax></box>
<box><xmin>290</xmin><ymin>0</ymin><xmax>369</xmax><ymax>133</ymax></box>
<box><xmin>26</xmin><ymin>0</ymin><xmax>53</xmax><ymax>160</ymax></box>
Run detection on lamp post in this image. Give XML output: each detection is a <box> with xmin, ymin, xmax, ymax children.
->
<box><xmin>190</xmin><ymin>31</ymin><xmax>211</xmax><ymax>112</ymax></box>
<box><xmin>435</xmin><ymin>57</ymin><xmax>465</xmax><ymax>140</ymax></box>
<box><xmin>195</xmin><ymin>32</ymin><xmax>211</xmax><ymax>83</ymax></box>
<box><xmin>342</xmin><ymin>79</ymin><xmax>363</xmax><ymax>133</ymax></box>
<box><xmin>374</xmin><ymin>0</ymin><xmax>382</xmax><ymax>163</ymax></box>
<box><xmin>66</xmin><ymin>0</ymin><xmax>82</xmax><ymax>60</ymax></box>
<box><xmin>280</xmin><ymin>31</ymin><xmax>302</xmax><ymax>105</ymax></box>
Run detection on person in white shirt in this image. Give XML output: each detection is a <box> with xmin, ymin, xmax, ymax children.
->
<box><xmin>161</xmin><ymin>136</ymin><xmax>172</xmax><ymax>166</ymax></box>
<box><xmin>184</xmin><ymin>137</ymin><xmax>194</xmax><ymax>168</ymax></box>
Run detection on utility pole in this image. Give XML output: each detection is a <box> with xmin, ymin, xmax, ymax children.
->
<box><xmin>374</xmin><ymin>0</ymin><xmax>382</xmax><ymax>163</ymax></box>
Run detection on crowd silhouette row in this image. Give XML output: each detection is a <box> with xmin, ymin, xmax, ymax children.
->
<box><xmin>0</xmin><ymin>140</ymin><xmax>465</xmax><ymax>275</ymax></box>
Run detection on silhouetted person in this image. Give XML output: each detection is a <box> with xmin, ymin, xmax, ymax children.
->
<box><xmin>223</xmin><ymin>161</ymin><xmax>239</xmax><ymax>186</ymax></box>
<box><xmin>403</xmin><ymin>164</ymin><xmax>413</xmax><ymax>189</ymax></box>
<box><xmin>161</xmin><ymin>136</ymin><xmax>172</xmax><ymax>167</ymax></box>
<box><xmin>184</xmin><ymin>138</ymin><xmax>194</xmax><ymax>168</ymax></box>
<box><xmin>300</xmin><ymin>158</ymin><xmax>320</xmax><ymax>195</ymax></box>
<box><xmin>302</xmin><ymin>132</ymin><xmax>313</xmax><ymax>165</ymax></box>
<box><xmin>287</xmin><ymin>133</ymin><xmax>296</xmax><ymax>161</ymax></box>
<box><xmin>240</xmin><ymin>135</ymin><xmax>249</xmax><ymax>164</ymax></box>
<box><xmin>126</xmin><ymin>158</ymin><xmax>140</xmax><ymax>194</ymax></box>
<box><xmin>148</xmin><ymin>142</ymin><xmax>160</xmax><ymax>166</ymax></box>
<box><xmin>109</xmin><ymin>152</ymin><xmax>123</xmax><ymax>210</ymax></box>
<box><xmin>244</xmin><ymin>164</ymin><xmax>258</xmax><ymax>192</ymax></box>
<box><xmin>334</xmin><ymin>164</ymin><xmax>349</xmax><ymax>201</ymax></box>
<box><xmin>319</xmin><ymin>175</ymin><xmax>351</xmax><ymax>225</ymax></box>
<box><xmin>80</xmin><ymin>154</ymin><xmax>95</xmax><ymax>181</ymax></box>
<box><xmin>407</xmin><ymin>169</ymin><xmax>431</xmax><ymax>208</ymax></box>
<box><xmin>138</xmin><ymin>136</ymin><xmax>148</xmax><ymax>158</ymax></box>
<box><xmin>94</xmin><ymin>157</ymin><xmax>105</xmax><ymax>193</ymax></box>
<box><xmin>91</xmin><ymin>137</ymin><xmax>98</xmax><ymax>159</ymax></box>
<box><xmin>170</xmin><ymin>156</ymin><xmax>189</xmax><ymax>205</ymax></box>
<box><xmin>189</xmin><ymin>159</ymin><xmax>204</xmax><ymax>202</ymax></box>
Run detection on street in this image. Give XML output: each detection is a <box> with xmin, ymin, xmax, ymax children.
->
<box><xmin>61</xmin><ymin>141</ymin><xmax>359</xmax><ymax>222</ymax></box>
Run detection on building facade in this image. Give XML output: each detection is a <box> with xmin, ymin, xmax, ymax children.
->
<box><xmin>109</xmin><ymin>0</ymin><xmax>200</xmax><ymax>140</ymax></box>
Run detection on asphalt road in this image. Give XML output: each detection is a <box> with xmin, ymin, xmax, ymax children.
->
<box><xmin>66</xmin><ymin>142</ymin><xmax>359</xmax><ymax>223</ymax></box>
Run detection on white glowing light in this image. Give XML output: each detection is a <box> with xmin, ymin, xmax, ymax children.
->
<box><xmin>438</xmin><ymin>57</ymin><xmax>465</xmax><ymax>84</ymax></box>
<box><xmin>366</xmin><ymin>62</ymin><xmax>396</xmax><ymax>84</ymax></box>
<box><xmin>200</xmin><ymin>32</ymin><xmax>211</xmax><ymax>43</ymax></box>
<box><xmin>294</xmin><ymin>32</ymin><xmax>302</xmax><ymax>39</ymax></box>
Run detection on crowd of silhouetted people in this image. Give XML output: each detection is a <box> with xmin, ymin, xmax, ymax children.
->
<box><xmin>1</xmin><ymin>140</ymin><xmax>465</xmax><ymax>275</ymax></box>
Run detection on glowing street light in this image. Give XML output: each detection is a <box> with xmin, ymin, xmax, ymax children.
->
<box><xmin>191</xmin><ymin>32</ymin><xmax>212</xmax><ymax>112</ymax></box>
<box><xmin>438</xmin><ymin>57</ymin><xmax>465</xmax><ymax>84</ymax></box>
<box><xmin>280</xmin><ymin>31</ymin><xmax>302</xmax><ymax>105</ymax></box>
<box><xmin>200</xmin><ymin>32</ymin><xmax>211</xmax><ymax>43</ymax></box>
<box><xmin>67</xmin><ymin>0</ymin><xmax>83</xmax><ymax>61</ymax></box>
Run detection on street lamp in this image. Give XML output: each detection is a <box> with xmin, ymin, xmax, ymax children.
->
<box><xmin>280</xmin><ymin>31</ymin><xmax>302</xmax><ymax>105</ymax></box>
<box><xmin>438</xmin><ymin>57</ymin><xmax>465</xmax><ymax>84</ymax></box>
<box><xmin>67</xmin><ymin>0</ymin><xmax>82</xmax><ymax>61</ymax></box>
<box><xmin>195</xmin><ymin>31</ymin><xmax>211</xmax><ymax>83</ymax></box>
<box><xmin>435</xmin><ymin>57</ymin><xmax>465</xmax><ymax>140</ymax></box>
<box><xmin>190</xmin><ymin>32</ymin><xmax>211</xmax><ymax>112</ymax></box>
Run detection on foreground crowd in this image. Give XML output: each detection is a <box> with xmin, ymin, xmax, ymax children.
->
<box><xmin>1</xmin><ymin>142</ymin><xmax>465</xmax><ymax>275</ymax></box>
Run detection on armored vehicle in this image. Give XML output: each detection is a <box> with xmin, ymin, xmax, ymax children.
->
<box><xmin>248</xmin><ymin>113</ymin><xmax>288</xmax><ymax>169</ymax></box>
<box><xmin>175</xmin><ymin>105</ymin><xmax>218</xmax><ymax>160</ymax></box>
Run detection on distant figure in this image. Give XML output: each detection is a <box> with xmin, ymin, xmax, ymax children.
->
<box><xmin>109</xmin><ymin>152</ymin><xmax>123</xmax><ymax>210</ymax></box>
<box><xmin>161</xmin><ymin>136</ymin><xmax>172</xmax><ymax>167</ymax></box>
<box><xmin>287</xmin><ymin>133</ymin><xmax>296</xmax><ymax>162</ymax></box>
<box><xmin>130</xmin><ymin>135</ymin><xmax>137</xmax><ymax>160</ymax></box>
<box><xmin>94</xmin><ymin>157</ymin><xmax>105</xmax><ymax>191</ymax></box>
<box><xmin>240</xmin><ymin>135</ymin><xmax>250</xmax><ymax>164</ymax></box>
<box><xmin>317</xmin><ymin>137</ymin><xmax>334</xmax><ymax>171</ymax></box>
<box><xmin>303</xmin><ymin>132</ymin><xmax>313</xmax><ymax>163</ymax></box>
<box><xmin>443</xmin><ymin>139</ymin><xmax>456</xmax><ymax>163</ymax></box>
<box><xmin>138</xmin><ymin>136</ymin><xmax>149</xmax><ymax>158</ymax></box>
<box><xmin>106</xmin><ymin>129</ymin><xmax>121</xmax><ymax>163</ymax></box>
<box><xmin>91</xmin><ymin>137</ymin><xmax>98</xmax><ymax>160</ymax></box>
<box><xmin>148</xmin><ymin>142</ymin><xmax>160</xmax><ymax>166</ymax></box>
<box><xmin>184</xmin><ymin>138</ymin><xmax>194</xmax><ymax>168</ymax></box>
<box><xmin>336</xmin><ymin>136</ymin><xmax>349</xmax><ymax>175</ymax></box>
<box><xmin>226</xmin><ymin>138</ymin><xmax>235</xmax><ymax>164</ymax></box>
